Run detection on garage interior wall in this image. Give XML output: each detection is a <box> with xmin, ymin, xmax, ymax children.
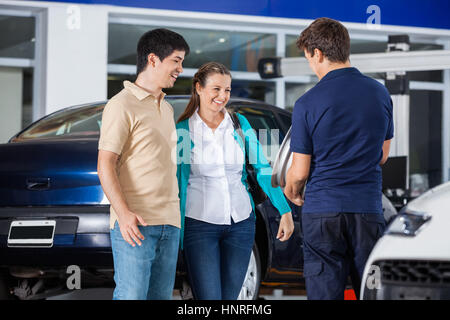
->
<box><xmin>0</xmin><ymin>0</ymin><xmax>449</xmax><ymax>194</ymax></box>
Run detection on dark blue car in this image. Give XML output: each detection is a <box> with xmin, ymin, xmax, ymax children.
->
<box><xmin>0</xmin><ymin>97</ymin><xmax>309</xmax><ymax>300</ymax></box>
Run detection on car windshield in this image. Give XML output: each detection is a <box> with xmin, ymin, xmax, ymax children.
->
<box><xmin>15</xmin><ymin>104</ymin><xmax>106</xmax><ymax>141</ymax></box>
<box><xmin>167</xmin><ymin>98</ymin><xmax>190</xmax><ymax>121</ymax></box>
<box><xmin>14</xmin><ymin>98</ymin><xmax>191</xmax><ymax>141</ymax></box>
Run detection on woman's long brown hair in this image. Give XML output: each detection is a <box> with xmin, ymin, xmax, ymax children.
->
<box><xmin>177</xmin><ymin>62</ymin><xmax>231</xmax><ymax>123</ymax></box>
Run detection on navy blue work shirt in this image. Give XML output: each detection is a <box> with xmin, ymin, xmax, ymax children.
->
<box><xmin>290</xmin><ymin>67</ymin><xmax>393</xmax><ymax>214</ymax></box>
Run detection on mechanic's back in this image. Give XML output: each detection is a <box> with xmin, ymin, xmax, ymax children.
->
<box><xmin>292</xmin><ymin>67</ymin><xmax>393</xmax><ymax>214</ymax></box>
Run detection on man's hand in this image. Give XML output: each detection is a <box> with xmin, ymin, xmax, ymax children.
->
<box><xmin>284</xmin><ymin>173</ymin><xmax>305</xmax><ymax>206</ymax></box>
<box><xmin>277</xmin><ymin>212</ymin><xmax>294</xmax><ymax>241</ymax></box>
<box><xmin>380</xmin><ymin>139</ymin><xmax>391</xmax><ymax>165</ymax></box>
<box><xmin>117</xmin><ymin>210</ymin><xmax>148</xmax><ymax>247</ymax></box>
<box><xmin>98</xmin><ymin>150</ymin><xmax>148</xmax><ymax>247</ymax></box>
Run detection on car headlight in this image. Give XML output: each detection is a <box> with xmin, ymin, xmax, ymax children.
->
<box><xmin>385</xmin><ymin>210</ymin><xmax>431</xmax><ymax>237</ymax></box>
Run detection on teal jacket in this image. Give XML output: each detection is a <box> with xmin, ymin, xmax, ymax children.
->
<box><xmin>176</xmin><ymin>113</ymin><xmax>291</xmax><ymax>248</ymax></box>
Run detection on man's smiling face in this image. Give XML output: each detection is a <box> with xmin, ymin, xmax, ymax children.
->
<box><xmin>155</xmin><ymin>50</ymin><xmax>185</xmax><ymax>89</ymax></box>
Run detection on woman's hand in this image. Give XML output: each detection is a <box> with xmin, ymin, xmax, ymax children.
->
<box><xmin>277</xmin><ymin>212</ymin><xmax>294</xmax><ymax>241</ymax></box>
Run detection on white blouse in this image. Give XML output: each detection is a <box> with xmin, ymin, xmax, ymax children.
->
<box><xmin>185</xmin><ymin>109</ymin><xmax>253</xmax><ymax>225</ymax></box>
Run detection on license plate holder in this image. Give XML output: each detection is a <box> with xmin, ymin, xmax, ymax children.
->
<box><xmin>8</xmin><ymin>220</ymin><xmax>56</xmax><ymax>248</ymax></box>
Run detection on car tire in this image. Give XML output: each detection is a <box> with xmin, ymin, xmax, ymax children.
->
<box><xmin>0</xmin><ymin>270</ymin><xmax>13</xmax><ymax>300</ymax></box>
<box><xmin>238</xmin><ymin>243</ymin><xmax>261</xmax><ymax>300</ymax></box>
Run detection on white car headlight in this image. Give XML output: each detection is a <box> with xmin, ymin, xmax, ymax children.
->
<box><xmin>386</xmin><ymin>210</ymin><xmax>431</xmax><ymax>237</ymax></box>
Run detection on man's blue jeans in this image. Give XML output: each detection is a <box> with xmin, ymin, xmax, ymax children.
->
<box><xmin>183</xmin><ymin>215</ymin><xmax>256</xmax><ymax>300</ymax></box>
<box><xmin>110</xmin><ymin>221</ymin><xmax>180</xmax><ymax>300</ymax></box>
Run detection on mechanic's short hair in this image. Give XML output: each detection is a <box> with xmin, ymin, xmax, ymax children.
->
<box><xmin>296</xmin><ymin>17</ymin><xmax>350</xmax><ymax>63</ymax></box>
<box><xmin>136</xmin><ymin>28</ymin><xmax>190</xmax><ymax>75</ymax></box>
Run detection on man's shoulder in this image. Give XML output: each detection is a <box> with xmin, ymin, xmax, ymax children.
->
<box><xmin>105</xmin><ymin>89</ymin><xmax>136</xmax><ymax>112</ymax></box>
<box><xmin>294</xmin><ymin>88</ymin><xmax>317</xmax><ymax>112</ymax></box>
<box><xmin>348</xmin><ymin>71</ymin><xmax>391</xmax><ymax>98</ymax></box>
<box><xmin>162</xmin><ymin>98</ymin><xmax>175</xmax><ymax>114</ymax></box>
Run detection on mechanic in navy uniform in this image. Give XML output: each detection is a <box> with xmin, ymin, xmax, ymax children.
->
<box><xmin>284</xmin><ymin>18</ymin><xmax>393</xmax><ymax>300</ymax></box>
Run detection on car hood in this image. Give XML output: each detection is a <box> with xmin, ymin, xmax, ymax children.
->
<box><xmin>363</xmin><ymin>182</ymin><xmax>450</xmax><ymax>271</ymax></box>
<box><xmin>402</xmin><ymin>181</ymin><xmax>450</xmax><ymax>216</ymax></box>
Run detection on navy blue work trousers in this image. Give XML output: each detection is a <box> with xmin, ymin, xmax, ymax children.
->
<box><xmin>301</xmin><ymin>212</ymin><xmax>386</xmax><ymax>300</ymax></box>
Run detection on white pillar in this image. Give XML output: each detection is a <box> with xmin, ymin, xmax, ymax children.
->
<box><xmin>443</xmin><ymin>41</ymin><xmax>450</xmax><ymax>182</ymax></box>
<box><xmin>276</xmin><ymin>32</ymin><xmax>286</xmax><ymax>109</ymax></box>
<box><xmin>390</xmin><ymin>95</ymin><xmax>410</xmax><ymax>158</ymax></box>
<box><xmin>43</xmin><ymin>4</ymin><xmax>108</xmax><ymax>115</ymax></box>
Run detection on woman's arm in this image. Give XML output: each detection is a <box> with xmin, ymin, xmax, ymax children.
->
<box><xmin>237</xmin><ymin>114</ymin><xmax>294</xmax><ymax>241</ymax></box>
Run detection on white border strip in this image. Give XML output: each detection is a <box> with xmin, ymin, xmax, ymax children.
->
<box><xmin>443</xmin><ymin>41</ymin><xmax>450</xmax><ymax>182</ymax></box>
<box><xmin>281</xmin><ymin>50</ymin><xmax>450</xmax><ymax>76</ymax></box>
<box><xmin>0</xmin><ymin>8</ymin><xmax>34</xmax><ymax>16</ymax></box>
<box><xmin>410</xmin><ymin>81</ymin><xmax>446</xmax><ymax>91</ymax></box>
<box><xmin>108</xmin><ymin>64</ymin><xmax>270</xmax><ymax>81</ymax></box>
<box><xmin>0</xmin><ymin>57</ymin><xmax>33</xmax><ymax>68</ymax></box>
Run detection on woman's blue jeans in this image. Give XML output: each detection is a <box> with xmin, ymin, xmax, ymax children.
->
<box><xmin>110</xmin><ymin>221</ymin><xmax>180</xmax><ymax>300</ymax></box>
<box><xmin>183</xmin><ymin>214</ymin><xmax>256</xmax><ymax>300</ymax></box>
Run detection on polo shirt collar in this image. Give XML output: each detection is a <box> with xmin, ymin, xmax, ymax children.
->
<box><xmin>123</xmin><ymin>80</ymin><xmax>166</xmax><ymax>102</ymax></box>
<box><xmin>320</xmin><ymin>67</ymin><xmax>360</xmax><ymax>83</ymax></box>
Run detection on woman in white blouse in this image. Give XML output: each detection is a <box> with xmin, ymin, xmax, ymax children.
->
<box><xmin>176</xmin><ymin>62</ymin><xmax>294</xmax><ymax>300</ymax></box>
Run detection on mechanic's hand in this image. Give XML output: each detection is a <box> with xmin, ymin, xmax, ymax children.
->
<box><xmin>277</xmin><ymin>212</ymin><xmax>294</xmax><ymax>242</ymax></box>
<box><xmin>284</xmin><ymin>167</ymin><xmax>305</xmax><ymax>207</ymax></box>
<box><xmin>117</xmin><ymin>210</ymin><xmax>148</xmax><ymax>247</ymax></box>
<box><xmin>284</xmin><ymin>185</ymin><xmax>304</xmax><ymax>207</ymax></box>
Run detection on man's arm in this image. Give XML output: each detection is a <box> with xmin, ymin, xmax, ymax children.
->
<box><xmin>97</xmin><ymin>150</ymin><xmax>147</xmax><ymax>247</ymax></box>
<box><xmin>284</xmin><ymin>152</ymin><xmax>311</xmax><ymax>206</ymax></box>
<box><xmin>380</xmin><ymin>139</ymin><xmax>391</xmax><ymax>165</ymax></box>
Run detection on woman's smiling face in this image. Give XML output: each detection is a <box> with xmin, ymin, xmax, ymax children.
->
<box><xmin>196</xmin><ymin>73</ymin><xmax>232</xmax><ymax>113</ymax></box>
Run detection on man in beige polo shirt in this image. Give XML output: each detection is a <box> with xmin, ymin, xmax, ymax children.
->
<box><xmin>97</xmin><ymin>28</ymin><xmax>189</xmax><ymax>300</ymax></box>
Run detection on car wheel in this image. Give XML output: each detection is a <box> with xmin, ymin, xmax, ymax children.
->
<box><xmin>238</xmin><ymin>244</ymin><xmax>261</xmax><ymax>300</ymax></box>
<box><xmin>0</xmin><ymin>270</ymin><xmax>13</xmax><ymax>300</ymax></box>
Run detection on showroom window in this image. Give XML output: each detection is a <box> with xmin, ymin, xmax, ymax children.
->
<box><xmin>285</xmin><ymin>35</ymin><xmax>303</xmax><ymax>58</ymax></box>
<box><xmin>108</xmin><ymin>23</ymin><xmax>276</xmax><ymax>72</ymax></box>
<box><xmin>0</xmin><ymin>15</ymin><xmax>35</xmax><ymax>59</ymax></box>
<box><xmin>0</xmin><ymin>14</ymin><xmax>36</xmax><ymax>143</ymax></box>
<box><xmin>410</xmin><ymin>90</ymin><xmax>443</xmax><ymax>193</ymax></box>
<box><xmin>108</xmin><ymin>74</ymin><xmax>275</xmax><ymax>107</ymax></box>
<box><xmin>107</xmin><ymin>22</ymin><xmax>277</xmax><ymax>103</ymax></box>
<box><xmin>285</xmin><ymin>82</ymin><xmax>316</xmax><ymax>111</ymax></box>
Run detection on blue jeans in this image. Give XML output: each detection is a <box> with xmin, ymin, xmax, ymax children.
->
<box><xmin>183</xmin><ymin>215</ymin><xmax>256</xmax><ymax>300</ymax></box>
<box><xmin>110</xmin><ymin>221</ymin><xmax>180</xmax><ymax>300</ymax></box>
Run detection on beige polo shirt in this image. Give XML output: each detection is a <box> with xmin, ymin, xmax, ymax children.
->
<box><xmin>99</xmin><ymin>80</ymin><xmax>180</xmax><ymax>229</ymax></box>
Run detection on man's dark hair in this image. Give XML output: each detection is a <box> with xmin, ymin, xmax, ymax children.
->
<box><xmin>136</xmin><ymin>28</ymin><xmax>190</xmax><ymax>75</ymax></box>
<box><xmin>296</xmin><ymin>17</ymin><xmax>350</xmax><ymax>63</ymax></box>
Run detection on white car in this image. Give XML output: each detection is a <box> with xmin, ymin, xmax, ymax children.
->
<box><xmin>360</xmin><ymin>181</ymin><xmax>450</xmax><ymax>300</ymax></box>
